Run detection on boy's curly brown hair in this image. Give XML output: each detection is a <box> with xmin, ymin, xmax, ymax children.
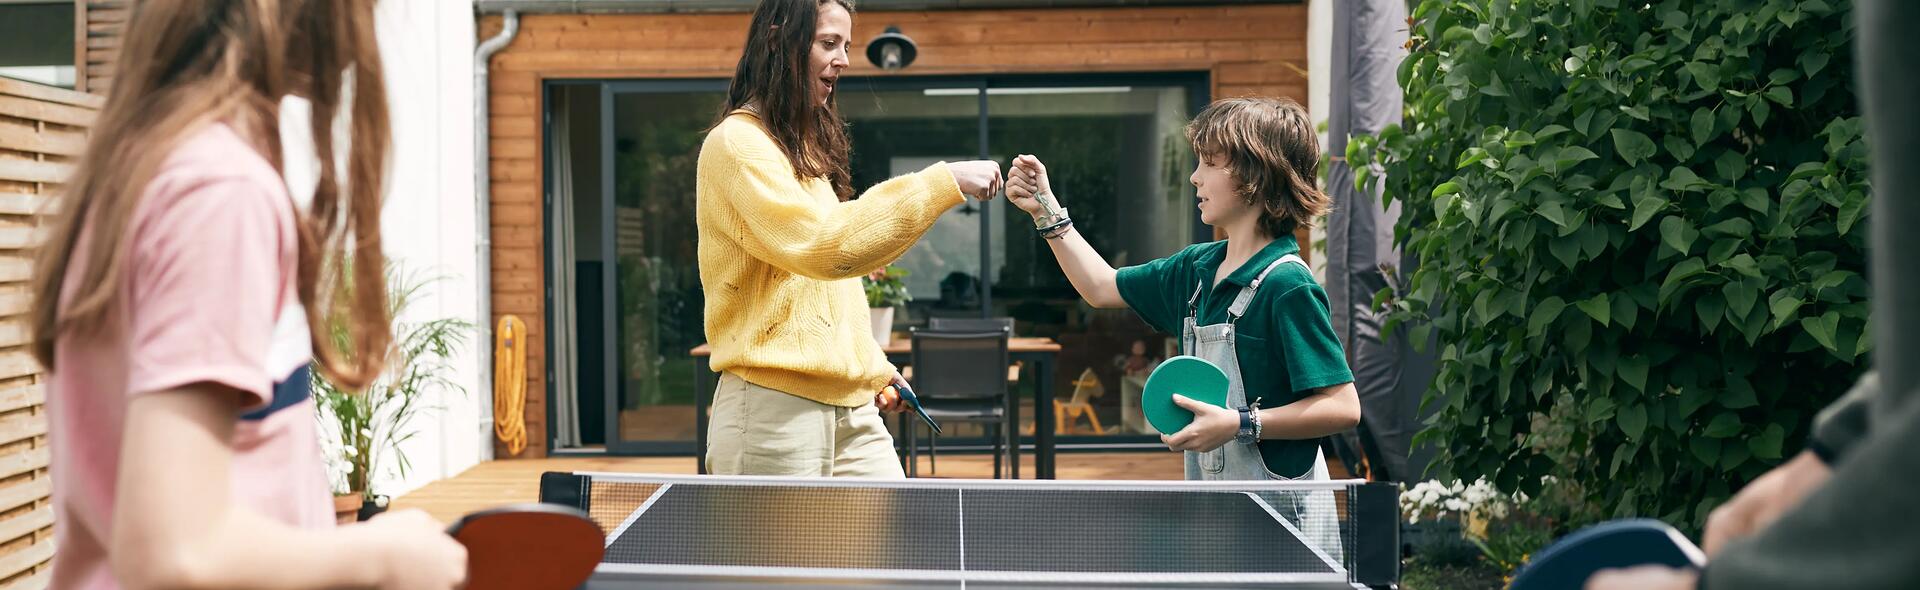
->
<box><xmin>1185</xmin><ymin>97</ymin><xmax>1330</xmax><ymax>238</ymax></box>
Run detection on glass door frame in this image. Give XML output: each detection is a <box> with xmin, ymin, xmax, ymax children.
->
<box><xmin>543</xmin><ymin>71</ymin><xmax>1213</xmax><ymax>456</ymax></box>
<box><xmin>600</xmin><ymin>80</ymin><xmax>733</xmax><ymax>454</ymax></box>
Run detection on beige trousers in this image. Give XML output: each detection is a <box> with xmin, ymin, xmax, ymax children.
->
<box><xmin>705</xmin><ymin>373</ymin><xmax>905</xmax><ymax>478</ymax></box>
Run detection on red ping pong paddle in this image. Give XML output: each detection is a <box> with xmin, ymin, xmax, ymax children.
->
<box><xmin>446</xmin><ymin>503</ymin><xmax>604</xmax><ymax>590</ymax></box>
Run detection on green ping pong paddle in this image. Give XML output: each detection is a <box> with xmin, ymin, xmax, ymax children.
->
<box><xmin>1141</xmin><ymin>355</ymin><xmax>1231</xmax><ymax>435</ymax></box>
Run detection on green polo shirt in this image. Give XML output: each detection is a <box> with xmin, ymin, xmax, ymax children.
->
<box><xmin>1115</xmin><ymin>235</ymin><xmax>1354</xmax><ymax>478</ymax></box>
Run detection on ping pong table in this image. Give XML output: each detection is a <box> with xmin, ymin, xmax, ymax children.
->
<box><xmin>541</xmin><ymin>472</ymin><xmax>1400</xmax><ymax>589</ymax></box>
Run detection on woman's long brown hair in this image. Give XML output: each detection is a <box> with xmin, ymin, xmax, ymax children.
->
<box><xmin>30</xmin><ymin>0</ymin><xmax>394</xmax><ymax>391</ymax></box>
<box><xmin>720</xmin><ymin>0</ymin><xmax>857</xmax><ymax>200</ymax></box>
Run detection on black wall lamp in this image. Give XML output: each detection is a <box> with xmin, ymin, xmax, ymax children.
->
<box><xmin>866</xmin><ymin>25</ymin><xmax>918</xmax><ymax>71</ymax></box>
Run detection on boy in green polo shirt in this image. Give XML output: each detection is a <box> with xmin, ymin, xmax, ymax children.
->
<box><xmin>1005</xmin><ymin>96</ymin><xmax>1359</xmax><ymax>557</ymax></box>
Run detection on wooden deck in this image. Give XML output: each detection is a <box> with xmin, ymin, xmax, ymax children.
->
<box><xmin>392</xmin><ymin>452</ymin><xmax>1187</xmax><ymax>524</ymax></box>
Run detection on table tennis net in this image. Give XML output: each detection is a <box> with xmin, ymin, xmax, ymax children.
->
<box><xmin>544</xmin><ymin>473</ymin><xmax>1389</xmax><ymax>584</ymax></box>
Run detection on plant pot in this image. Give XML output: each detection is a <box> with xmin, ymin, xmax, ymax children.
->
<box><xmin>332</xmin><ymin>494</ymin><xmax>363</xmax><ymax>525</ymax></box>
<box><xmin>356</xmin><ymin>495</ymin><xmax>390</xmax><ymax>522</ymax></box>
<box><xmin>869</xmin><ymin>307</ymin><xmax>895</xmax><ymax>345</ymax></box>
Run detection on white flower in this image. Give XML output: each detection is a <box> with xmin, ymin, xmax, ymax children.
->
<box><xmin>1464</xmin><ymin>488</ymin><xmax>1488</xmax><ymax>504</ymax></box>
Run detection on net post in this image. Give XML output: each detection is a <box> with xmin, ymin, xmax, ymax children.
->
<box><xmin>1351</xmin><ymin>481</ymin><xmax>1400</xmax><ymax>587</ymax></box>
<box><xmin>540</xmin><ymin>471</ymin><xmax>592</xmax><ymax>513</ymax></box>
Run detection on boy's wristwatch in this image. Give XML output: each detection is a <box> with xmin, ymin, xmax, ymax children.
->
<box><xmin>1236</xmin><ymin>407</ymin><xmax>1258</xmax><ymax>444</ymax></box>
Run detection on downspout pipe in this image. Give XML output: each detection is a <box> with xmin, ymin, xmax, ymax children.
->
<box><xmin>474</xmin><ymin>9</ymin><xmax>520</xmax><ymax>459</ymax></box>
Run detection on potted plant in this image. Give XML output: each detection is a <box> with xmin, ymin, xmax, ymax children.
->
<box><xmin>313</xmin><ymin>262</ymin><xmax>472</xmax><ymax>520</ymax></box>
<box><xmin>862</xmin><ymin>266</ymin><xmax>911</xmax><ymax>345</ymax></box>
<box><xmin>322</xmin><ymin>437</ymin><xmax>361</xmax><ymax>524</ymax></box>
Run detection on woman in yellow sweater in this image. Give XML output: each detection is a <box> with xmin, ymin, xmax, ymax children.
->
<box><xmin>697</xmin><ymin>0</ymin><xmax>1004</xmax><ymax>477</ymax></box>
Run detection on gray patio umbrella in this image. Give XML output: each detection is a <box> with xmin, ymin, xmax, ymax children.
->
<box><xmin>1322</xmin><ymin>0</ymin><xmax>1436</xmax><ymax>483</ymax></box>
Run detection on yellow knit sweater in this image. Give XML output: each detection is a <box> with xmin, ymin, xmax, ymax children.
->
<box><xmin>696</xmin><ymin>110</ymin><xmax>965</xmax><ymax>407</ymax></box>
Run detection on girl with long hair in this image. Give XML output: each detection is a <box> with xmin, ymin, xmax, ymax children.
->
<box><xmin>32</xmin><ymin>1</ymin><xmax>465</xmax><ymax>587</ymax></box>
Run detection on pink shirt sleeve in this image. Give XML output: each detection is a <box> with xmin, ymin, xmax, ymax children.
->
<box><xmin>124</xmin><ymin>174</ymin><xmax>290</xmax><ymax>411</ymax></box>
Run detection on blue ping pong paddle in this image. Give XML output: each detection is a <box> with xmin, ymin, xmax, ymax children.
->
<box><xmin>889</xmin><ymin>379</ymin><xmax>941</xmax><ymax>435</ymax></box>
<box><xmin>448</xmin><ymin>503</ymin><xmax>604</xmax><ymax>590</ymax></box>
<box><xmin>1141</xmin><ymin>355</ymin><xmax>1231</xmax><ymax>436</ymax></box>
<box><xmin>1508</xmin><ymin>518</ymin><xmax>1705</xmax><ymax>590</ymax></box>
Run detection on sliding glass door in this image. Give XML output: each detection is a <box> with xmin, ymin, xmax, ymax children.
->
<box><xmin>839</xmin><ymin>78</ymin><xmax>988</xmax><ymax>319</ymax></box>
<box><xmin>983</xmin><ymin>81</ymin><xmax>1208</xmax><ymax>441</ymax></box>
<box><xmin>547</xmin><ymin>81</ymin><xmax>724</xmax><ymax>454</ymax></box>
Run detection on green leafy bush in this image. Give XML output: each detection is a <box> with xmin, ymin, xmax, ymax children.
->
<box><xmin>1352</xmin><ymin>0</ymin><xmax>1870</xmax><ymax>533</ymax></box>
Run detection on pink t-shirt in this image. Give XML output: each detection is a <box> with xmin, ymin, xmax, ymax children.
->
<box><xmin>47</xmin><ymin>123</ymin><xmax>335</xmax><ymax>589</ymax></box>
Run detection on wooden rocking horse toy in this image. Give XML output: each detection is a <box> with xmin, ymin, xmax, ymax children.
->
<box><xmin>1055</xmin><ymin>368</ymin><xmax>1115</xmax><ymax>435</ymax></box>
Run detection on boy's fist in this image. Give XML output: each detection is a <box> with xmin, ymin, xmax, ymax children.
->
<box><xmin>1007</xmin><ymin>155</ymin><xmax>1060</xmax><ymax>219</ymax></box>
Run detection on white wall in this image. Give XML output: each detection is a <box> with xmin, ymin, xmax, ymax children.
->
<box><xmin>370</xmin><ymin>0</ymin><xmax>485</xmax><ymax>498</ymax></box>
<box><xmin>283</xmin><ymin>0</ymin><xmax>485</xmax><ymax>500</ymax></box>
<box><xmin>1308</xmin><ymin>0</ymin><xmax>1334</xmax><ymax>283</ymax></box>
<box><xmin>1310</xmin><ymin>0</ymin><xmax>1333</xmax><ymax>145</ymax></box>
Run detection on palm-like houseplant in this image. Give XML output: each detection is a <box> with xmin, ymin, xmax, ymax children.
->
<box><xmin>313</xmin><ymin>262</ymin><xmax>472</xmax><ymax>518</ymax></box>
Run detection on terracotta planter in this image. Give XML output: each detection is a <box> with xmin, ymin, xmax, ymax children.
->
<box><xmin>332</xmin><ymin>494</ymin><xmax>363</xmax><ymax>525</ymax></box>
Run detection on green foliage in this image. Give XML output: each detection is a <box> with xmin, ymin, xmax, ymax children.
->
<box><xmin>863</xmin><ymin>266</ymin><xmax>913</xmax><ymax>308</ymax></box>
<box><xmin>314</xmin><ymin>264</ymin><xmax>473</xmax><ymax>500</ymax></box>
<box><xmin>1401</xmin><ymin>557</ymin><xmax>1506</xmax><ymax>590</ymax></box>
<box><xmin>1354</xmin><ymin>0</ymin><xmax>1871</xmax><ymax>534</ymax></box>
<box><xmin>1471</xmin><ymin>518</ymin><xmax>1554</xmax><ymax>577</ymax></box>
